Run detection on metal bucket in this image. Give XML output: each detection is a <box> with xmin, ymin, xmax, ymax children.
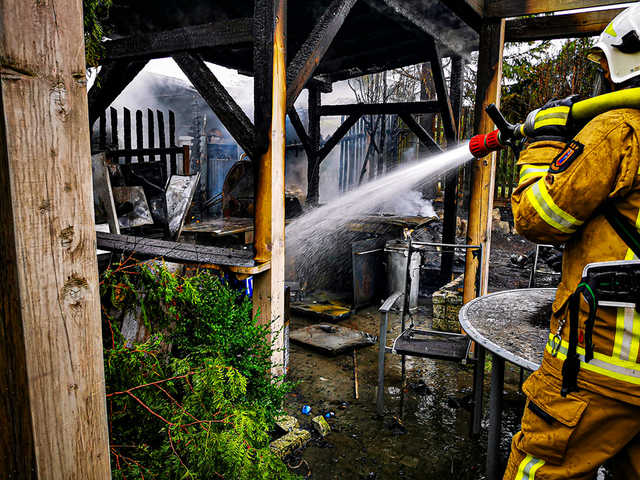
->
<box><xmin>385</xmin><ymin>240</ymin><xmax>421</xmax><ymax>311</ymax></box>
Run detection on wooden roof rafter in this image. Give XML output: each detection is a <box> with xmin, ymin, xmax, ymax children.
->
<box><xmin>505</xmin><ymin>7</ymin><xmax>625</xmax><ymax>42</ymax></box>
<box><xmin>486</xmin><ymin>0</ymin><xmax>628</xmax><ymax>18</ymax></box>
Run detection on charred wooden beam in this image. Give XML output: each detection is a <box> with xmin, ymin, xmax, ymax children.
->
<box><xmin>104</xmin><ymin>18</ymin><xmax>253</xmax><ymax>61</ymax></box>
<box><xmin>307</xmin><ymin>76</ymin><xmax>333</xmax><ymax>93</ymax></box>
<box><xmin>487</xmin><ymin>0</ymin><xmax>623</xmax><ymax>18</ymax></box>
<box><xmin>288</xmin><ymin>108</ymin><xmax>314</xmax><ymax>157</ymax></box>
<box><xmin>307</xmin><ymin>86</ymin><xmax>322</xmax><ymax>205</ymax></box>
<box><xmin>320</xmin><ymin>101</ymin><xmax>440</xmax><ymax>117</ymax></box>
<box><xmin>105</xmin><ymin>146</ymin><xmax>185</xmax><ymax>159</ymax></box>
<box><xmin>363</xmin><ymin>0</ymin><xmax>468</xmax><ymax>59</ymax></box>
<box><xmin>398</xmin><ymin>113</ymin><xmax>441</xmax><ymax>155</ymax></box>
<box><xmin>505</xmin><ymin>8</ymin><xmax>623</xmax><ymax>42</ymax></box>
<box><xmin>173</xmin><ymin>52</ymin><xmax>256</xmax><ymax>159</ymax></box>
<box><xmin>318</xmin><ymin>113</ymin><xmax>362</xmax><ymax>162</ymax></box>
<box><xmin>286</xmin><ymin>0</ymin><xmax>358</xmax><ymax>110</ymax></box>
<box><xmin>318</xmin><ymin>40</ymin><xmax>419</xmax><ymax>73</ymax></box>
<box><xmin>253</xmin><ymin>0</ymin><xmax>275</xmax><ymax>158</ymax></box>
<box><xmin>96</xmin><ymin>232</ymin><xmax>255</xmax><ymax>267</ymax></box>
<box><xmin>428</xmin><ymin>41</ymin><xmax>457</xmax><ymax>142</ymax></box>
<box><xmin>88</xmin><ymin>59</ymin><xmax>147</xmax><ymax>127</ymax></box>
<box><xmin>439</xmin><ymin>0</ymin><xmax>483</xmax><ymax>32</ymax></box>
<box><xmin>440</xmin><ymin>55</ymin><xmax>464</xmax><ymax>285</ymax></box>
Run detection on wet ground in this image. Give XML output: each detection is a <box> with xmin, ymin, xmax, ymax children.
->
<box><xmin>281</xmin><ymin>228</ymin><xmax>565</xmax><ymax>479</ymax></box>
<box><xmin>284</xmin><ymin>304</ymin><xmax>527</xmax><ymax>480</ymax></box>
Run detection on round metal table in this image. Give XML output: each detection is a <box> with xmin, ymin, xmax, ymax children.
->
<box><xmin>459</xmin><ymin>288</ymin><xmax>555</xmax><ymax>479</ymax></box>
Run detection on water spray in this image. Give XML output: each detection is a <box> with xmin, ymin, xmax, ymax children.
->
<box><xmin>469</xmin><ymin>87</ymin><xmax>640</xmax><ymax>158</ymax></box>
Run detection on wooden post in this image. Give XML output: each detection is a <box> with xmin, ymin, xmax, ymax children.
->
<box><xmin>463</xmin><ymin>19</ymin><xmax>506</xmax><ymax>303</ymax></box>
<box><xmin>440</xmin><ymin>55</ymin><xmax>464</xmax><ymax>285</ymax></box>
<box><xmin>0</xmin><ymin>0</ymin><xmax>111</xmax><ymax>477</ymax></box>
<box><xmin>306</xmin><ymin>85</ymin><xmax>321</xmax><ymax>205</ymax></box>
<box><xmin>253</xmin><ymin>0</ymin><xmax>287</xmax><ymax>376</ymax></box>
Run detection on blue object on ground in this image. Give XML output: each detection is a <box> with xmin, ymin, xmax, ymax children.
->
<box><xmin>301</xmin><ymin>405</ymin><xmax>312</xmax><ymax>415</ymax></box>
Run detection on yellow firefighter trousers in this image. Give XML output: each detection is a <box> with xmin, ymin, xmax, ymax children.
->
<box><xmin>503</xmin><ymin>369</ymin><xmax>640</xmax><ymax>480</ymax></box>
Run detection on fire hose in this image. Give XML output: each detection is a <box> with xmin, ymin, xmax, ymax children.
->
<box><xmin>469</xmin><ymin>87</ymin><xmax>640</xmax><ymax>158</ymax></box>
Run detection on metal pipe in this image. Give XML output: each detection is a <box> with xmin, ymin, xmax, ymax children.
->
<box><xmin>487</xmin><ymin>354</ymin><xmax>505</xmax><ymax>479</ymax></box>
<box><xmin>470</xmin><ymin>345</ymin><xmax>485</xmax><ymax>437</ymax></box>
<box><xmin>377</xmin><ymin>291</ymin><xmax>403</xmax><ymax>416</ymax></box>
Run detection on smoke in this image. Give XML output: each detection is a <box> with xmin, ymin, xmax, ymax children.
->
<box><xmin>380</xmin><ymin>190</ymin><xmax>436</xmax><ymax>217</ymax></box>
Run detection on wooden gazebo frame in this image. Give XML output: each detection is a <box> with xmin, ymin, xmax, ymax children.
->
<box><xmin>0</xmin><ymin>0</ymin><xmax>627</xmax><ymax>477</ymax></box>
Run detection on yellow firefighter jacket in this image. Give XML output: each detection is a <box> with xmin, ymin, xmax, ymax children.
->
<box><xmin>512</xmin><ymin>108</ymin><xmax>640</xmax><ymax>405</ymax></box>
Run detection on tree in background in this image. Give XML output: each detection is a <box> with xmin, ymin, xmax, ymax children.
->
<box><xmin>501</xmin><ymin>38</ymin><xmax>599</xmax><ymax>123</ymax></box>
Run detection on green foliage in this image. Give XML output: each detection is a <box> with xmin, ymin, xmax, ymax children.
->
<box><xmin>101</xmin><ymin>261</ymin><xmax>298</xmax><ymax>479</ymax></box>
<box><xmin>501</xmin><ymin>38</ymin><xmax>599</xmax><ymax>123</ymax></box>
<box><xmin>83</xmin><ymin>0</ymin><xmax>112</xmax><ymax>68</ymax></box>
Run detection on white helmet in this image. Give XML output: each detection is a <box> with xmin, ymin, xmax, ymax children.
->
<box><xmin>589</xmin><ymin>3</ymin><xmax>640</xmax><ymax>84</ymax></box>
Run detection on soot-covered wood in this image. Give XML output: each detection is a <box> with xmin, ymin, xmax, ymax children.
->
<box><xmin>174</xmin><ymin>52</ymin><xmax>256</xmax><ymax>159</ymax></box>
<box><xmin>88</xmin><ymin>59</ymin><xmax>148</xmax><ymax>127</ymax></box>
<box><xmin>285</xmin><ymin>0</ymin><xmax>358</xmax><ymax>110</ymax></box>
<box><xmin>319</xmin><ymin>101</ymin><xmax>440</xmax><ymax>117</ymax></box>
<box><xmin>105</xmin><ymin>18</ymin><xmax>253</xmax><ymax>61</ymax></box>
<box><xmin>97</xmin><ymin>232</ymin><xmax>255</xmax><ymax>267</ymax></box>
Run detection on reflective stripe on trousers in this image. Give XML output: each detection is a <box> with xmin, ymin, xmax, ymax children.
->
<box><xmin>515</xmin><ymin>455</ymin><xmax>545</xmax><ymax>480</ymax></box>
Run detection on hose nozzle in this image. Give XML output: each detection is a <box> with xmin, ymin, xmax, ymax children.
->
<box><xmin>469</xmin><ymin>104</ymin><xmax>523</xmax><ymax>158</ymax></box>
<box><xmin>469</xmin><ymin>129</ymin><xmax>502</xmax><ymax>158</ymax></box>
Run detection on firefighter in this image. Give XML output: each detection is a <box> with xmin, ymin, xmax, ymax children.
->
<box><xmin>504</xmin><ymin>5</ymin><xmax>640</xmax><ymax>479</ymax></box>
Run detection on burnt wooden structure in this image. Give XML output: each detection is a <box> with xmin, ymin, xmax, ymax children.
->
<box><xmin>0</xmin><ymin>0</ymin><xmax>631</xmax><ymax>477</ymax></box>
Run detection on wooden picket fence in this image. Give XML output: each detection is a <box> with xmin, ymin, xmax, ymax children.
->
<box><xmin>93</xmin><ymin>107</ymin><xmax>190</xmax><ymax>177</ymax></box>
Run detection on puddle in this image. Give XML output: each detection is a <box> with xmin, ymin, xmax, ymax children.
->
<box><xmin>285</xmin><ymin>305</ymin><xmax>526</xmax><ymax>479</ymax></box>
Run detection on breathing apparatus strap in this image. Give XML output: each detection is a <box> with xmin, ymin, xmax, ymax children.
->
<box><xmin>603</xmin><ymin>203</ymin><xmax>640</xmax><ymax>258</ymax></box>
<box><xmin>560</xmin><ymin>204</ymin><xmax>640</xmax><ymax>396</ymax></box>
<box><xmin>561</xmin><ymin>283</ymin><xmax>596</xmax><ymax>397</ymax></box>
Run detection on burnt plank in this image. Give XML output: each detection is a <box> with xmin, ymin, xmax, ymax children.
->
<box><xmin>428</xmin><ymin>41</ymin><xmax>457</xmax><ymax>142</ymax></box>
<box><xmin>96</xmin><ymin>232</ymin><xmax>255</xmax><ymax>267</ymax></box>
<box><xmin>147</xmin><ymin>108</ymin><xmax>155</xmax><ymax>162</ymax></box>
<box><xmin>110</xmin><ymin>107</ymin><xmax>119</xmax><ymax>159</ymax></box>
<box><xmin>88</xmin><ymin>59</ymin><xmax>147</xmax><ymax>127</ymax></box>
<box><xmin>487</xmin><ymin>0</ymin><xmax>622</xmax><ymax>18</ymax></box>
<box><xmin>136</xmin><ymin>110</ymin><xmax>143</xmax><ymax>162</ymax></box>
<box><xmin>505</xmin><ymin>8</ymin><xmax>623</xmax><ymax>42</ymax></box>
<box><xmin>320</xmin><ymin>101</ymin><xmax>439</xmax><ymax>117</ymax></box>
<box><xmin>253</xmin><ymin>0</ymin><xmax>275</xmax><ymax>158</ymax></box>
<box><xmin>157</xmin><ymin>110</ymin><xmax>168</xmax><ymax>175</ymax></box>
<box><xmin>362</xmin><ymin>0</ymin><xmax>468</xmax><ymax>59</ymax></box>
<box><xmin>99</xmin><ymin>111</ymin><xmax>106</xmax><ymax>150</ymax></box>
<box><xmin>286</xmin><ymin>0</ymin><xmax>358</xmax><ymax>110</ymax></box>
<box><xmin>104</xmin><ymin>18</ymin><xmax>253</xmax><ymax>61</ymax></box>
<box><xmin>399</xmin><ymin>113</ymin><xmax>441</xmax><ymax>154</ymax></box>
<box><xmin>439</xmin><ymin>0</ymin><xmax>483</xmax><ymax>32</ymax></box>
<box><xmin>169</xmin><ymin>110</ymin><xmax>177</xmax><ymax>172</ymax></box>
<box><xmin>287</xmin><ymin>107</ymin><xmax>313</xmax><ymax>156</ymax></box>
<box><xmin>318</xmin><ymin>113</ymin><xmax>362</xmax><ymax>162</ymax></box>
<box><xmin>307</xmin><ymin>86</ymin><xmax>322</xmax><ymax>204</ymax></box>
<box><xmin>440</xmin><ymin>55</ymin><xmax>464</xmax><ymax>285</ymax></box>
<box><xmin>123</xmin><ymin>107</ymin><xmax>132</xmax><ymax>163</ymax></box>
<box><xmin>174</xmin><ymin>52</ymin><xmax>256</xmax><ymax>159</ymax></box>
<box><xmin>105</xmin><ymin>147</ymin><xmax>184</xmax><ymax>158</ymax></box>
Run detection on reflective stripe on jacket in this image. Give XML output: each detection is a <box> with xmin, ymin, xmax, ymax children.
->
<box><xmin>511</xmin><ymin>108</ymin><xmax>640</xmax><ymax>404</ymax></box>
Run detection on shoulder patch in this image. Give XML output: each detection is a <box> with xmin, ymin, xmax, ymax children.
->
<box><xmin>550</xmin><ymin>140</ymin><xmax>584</xmax><ymax>173</ymax></box>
